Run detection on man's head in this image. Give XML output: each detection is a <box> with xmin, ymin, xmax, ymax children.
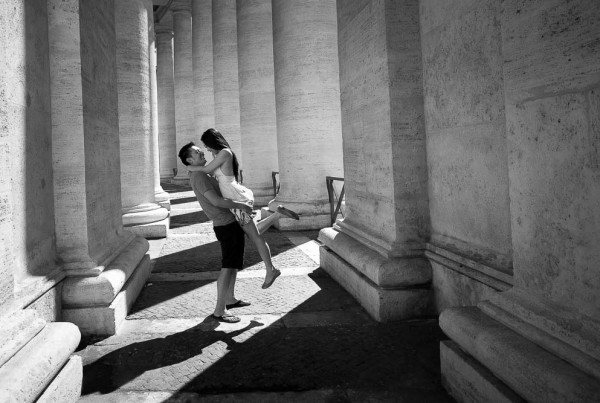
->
<box><xmin>178</xmin><ymin>142</ymin><xmax>206</xmax><ymax>166</ymax></box>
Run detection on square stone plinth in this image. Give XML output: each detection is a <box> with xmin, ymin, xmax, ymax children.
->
<box><xmin>320</xmin><ymin>246</ymin><xmax>431</xmax><ymax>322</ymax></box>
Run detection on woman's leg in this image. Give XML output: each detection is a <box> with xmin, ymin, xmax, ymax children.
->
<box><xmin>240</xmin><ymin>220</ymin><xmax>280</xmax><ymax>288</ymax></box>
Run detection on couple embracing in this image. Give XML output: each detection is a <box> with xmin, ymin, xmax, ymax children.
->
<box><xmin>178</xmin><ymin>128</ymin><xmax>299</xmax><ymax>324</ymax></box>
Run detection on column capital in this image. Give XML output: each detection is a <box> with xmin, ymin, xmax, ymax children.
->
<box><xmin>171</xmin><ymin>0</ymin><xmax>191</xmax><ymax>14</ymax></box>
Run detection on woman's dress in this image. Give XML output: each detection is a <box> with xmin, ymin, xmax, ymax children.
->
<box><xmin>214</xmin><ymin>167</ymin><xmax>254</xmax><ymax>225</ymax></box>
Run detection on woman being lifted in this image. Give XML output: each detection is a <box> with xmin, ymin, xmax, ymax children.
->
<box><xmin>187</xmin><ymin>128</ymin><xmax>299</xmax><ymax>289</ymax></box>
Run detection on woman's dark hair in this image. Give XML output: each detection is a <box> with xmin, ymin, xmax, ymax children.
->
<box><xmin>201</xmin><ymin>128</ymin><xmax>240</xmax><ymax>181</ymax></box>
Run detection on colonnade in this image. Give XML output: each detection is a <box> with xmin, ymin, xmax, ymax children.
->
<box><xmin>156</xmin><ymin>0</ymin><xmax>344</xmax><ymax>228</ymax></box>
<box><xmin>1</xmin><ymin>0</ymin><xmax>598</xmax><ymax>401</ymax></box>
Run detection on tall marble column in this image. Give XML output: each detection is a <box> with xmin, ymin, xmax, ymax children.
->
<box><xmin>237</xmin><ymin>0</ymin><xmax>278</xmax><ymax>206</ymax></box>
<box><xmin>156</xmin><ymin>11</ymin><xmax>177</xmax><ymax>182</ymax></box>
<box><xmin>0</xmin><ymin>3</ymin><xmax>82</xmax><ymax>399</ymax></box>
<box><xmin>319</xmin><ymin>0</ymin><xmax>431</xmax><ymax>321</ymax></box>
<box><xmin>149</xmin><ymin>8</ymin><xmax>170</xmax><ymax>210</ymax></box>
<box><xmin>1</xmin><ymin>0</ymin><xmax>63</xmax><ymax>310</ymax></box>
<box><xmin>172</xmin><ymin>0</ymin><xmax>194</xmax><ymax>184</ymax></box>
<box><xmin>269</xmin><ymin>0</ymin><xmax>343</xmax><ymax>229</ymax></box>
<box><xmin>193</xmin><ymin>0</ymin><xmax>215</xmax><ymax>136</ymax></box>
<box><xmin>116</xmin><ymin>0</ymin><xmax>169</xmax><ymax>238</ymax></box>
<box><xmin>438</xmin><ymin>1</ymin><xmax>600</xmax><ymax>401</ymax></box>
<box><xmin>212</xmin><ymin>0</ymin><xmax>242</xmax><ymax>164</ymax></box>
<box><xmin>48</xmin><ymin>0</ymin><xmax>151</xmax><ymax>335</ymax></box>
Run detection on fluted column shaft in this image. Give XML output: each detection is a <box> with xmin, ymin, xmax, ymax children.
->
<box><xmin>148</xmin><ymin>8</ymin><xmax>170</xmax><ymax>209</ymax></box>
<box><xmin>115</xmin><ymin>0</ymin><xmax>169</xmax><ymax>233</ymax></box>
<box><xmin>237</xmin><ymin>0</ymin><xmax>278</xmax><ymax>206</ymax></box>
<box><xmin>1</xmin><ymin>0</ymin><xmax>58</xmax><ymax>307</ymax></box>
<box><xmin>212</xmin><ymin>0</ymin><xmax>242</xmax><ymax>164</ymax></box>
<box><xmin>193</xmin><ymin>0</ymin><xmax>215</xmax><ymax>137</ymax></box>
<box><xmin>156</xmin><ymin>12</ymin><xmax>177</xmax><ymax>181</ymax></box>
<box><xmin>172</xmin><ymin>0</ymin><xmax>194</xmax><ymax>184</ymax></box>
<box><xmin>269</xmin><ymin>0</ymin><xmax>344</xmax><ymax>229</ymax></box>
<box><xmin>48</xmin><ymin>0</ymin><xmax>134</xmax><ymax>277</ymax></box>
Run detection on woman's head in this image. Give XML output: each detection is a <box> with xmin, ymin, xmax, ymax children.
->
<box><xmin>201</xmin><ymin>128</ymin><xmax>230</xmax><ymax>153</ymax></box>
<box><xmin>201</xmin><ymin>128</ymin><xmax>240</xmax><ymax>181</ymax></box>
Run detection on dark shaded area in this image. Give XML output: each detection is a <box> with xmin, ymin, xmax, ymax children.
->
<box><xmin>84</xmin><ymin>287</ymin><xmax>449</xmax><ymax>398</ymax></box>
<box><xmin>152</xmin><ymin>229</ymin><xmax>314</xmax><ymax>274</ymax></box>
<box><xmin>82</xmin><ymin>317</ymin><xmax>263</xmax><ymax>395</ymax></box>
<box><xmin>168</xmin><ymin>210</ymin><xmax>211</xmax><ymax>228</ymax></box>
<box><xmin>168</xmin><ymin>196</ymin><xmax>199</xmax><ymax>206</ymax></box>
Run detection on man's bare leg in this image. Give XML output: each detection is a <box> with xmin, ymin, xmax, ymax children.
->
<box><xmin>224</xmin><ymin>270</ymin><xmax>238</xmax><ymax>305</ymax></box>
<box><xmin>214</xmin><ymin>268</ymin><xmax>236</xmax><ymax>317</ymax></box>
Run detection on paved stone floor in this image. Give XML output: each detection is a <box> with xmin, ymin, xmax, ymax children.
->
<box><xmin>76</xmin><ymin>184</ymin><xmax>454</xmax><ymax>403</ymax></box>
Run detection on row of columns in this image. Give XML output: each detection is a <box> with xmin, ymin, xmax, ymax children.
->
<box><xmin>156</xmin><ymin>0</ymin><xmax>344</xmax><ymax>228</ymax></box>
<box><xmin>50</xmin><ymin>0</ymin><xmax>169</xmax><ymax>334</ymax></box>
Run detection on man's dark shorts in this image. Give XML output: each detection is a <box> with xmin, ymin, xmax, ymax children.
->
<box><xmin>213</xmin><ymin>221</ymin><xmax>245</xmax><ymax>270</ymax></box>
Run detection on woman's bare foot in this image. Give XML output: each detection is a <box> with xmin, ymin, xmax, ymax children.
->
<box><xmin>262</xmin><ymin>268</ymin><xmax>281</xmax><ymax>289</ymax></box>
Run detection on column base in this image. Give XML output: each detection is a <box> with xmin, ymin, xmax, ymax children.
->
<box><xmin>0</xmin><ymin>318</ymin><xmax>81</xmax><ymax>401</ymax></box>
<box><xmin>63</xmin><ymin>254</ymin><xmax>151</xmax><ymax>335</ymax></box>
<box><xmin>160</xmin><ymin>174</ymin><xmax>174</xmax><ymax>183</ymax></box>
<box><xmin>441</xmin><ymin>340</ymin><xmax>524</xmax><ymax>403</ymax></box>
<box><xmin>125</xmin><ymin>215</ymin><xmax>170</xmax><ymax>239</ymax></box>
<box><xmin>246</xmin><ymin>185</ymin><xmax>275</xmax><ymax>208</ymax></box>
<box><xmin>155</xmin><ymin>188</ymin><xmax>171</xmax><ymax>211</ymax></box>
<box><xmin>171</xmin><ymin>175</ymin><xmax>190</xmax><ymax>186</ymax></box>
<box><xmin>37</xmin><ymin>355</ymin><xmax>82</xmax><ymax>403</ymax></box>
<box><xmin>440</xmin><ymin>292</ymin><xmax>600</xmax><ymax>403</ymax></box>
<box><xmin>265</xmin><ymin>200</ymin><xmax>331</xmax><ymax>230</ymax></box>
<box><xmin>318</xmin><ymin>227</ymin><xmax>432</xmax><ymax>321</ymax></box>
<box><xmin>425</xmin><ymin>242</ymin><xmax>512</xmax><ymax>313</ymax></box>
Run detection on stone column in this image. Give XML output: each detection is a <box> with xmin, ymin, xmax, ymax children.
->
<box><xmin>0</xmin><ymin>0</ymin><xmax>26</xmax><ymax>312</ymax></box>
<box><xmin>236</xmin><ymin>0</ymin><xmax>278</xmax><ymax>206</ymax></box>
<box><xmin>1</xmin><ymin>0</ymin><xmax>63</xmax><ymax>311</ymax></box>
<box><xmin>212</xmin><ymin>0</ymin><xmax>242</xmax><ymax>164</ymax></box>
<box><xmin>0</xmin><ymin>3</ymin><xmax>83</xmax><ymax>398</ymax></box>
<box><xmin>319</xmin><ymin>0</ymin><xmax>431</xmax><ymax>321</ymax></box>
<box><xmin>149</xmin><ymin>8</ymin><xmax>170</xmax><ymax>210</ymax></box>
<box><xmin>116</xmin><ymin>0</ymin><xmax>169</xmax><ymax>238</ymax></box>
<box><xmin>49</xmin><ymin>0</ymin><xmax>151</xmax><ymax>335</ymax></box>
<box><xmin>269</xmin><ymin>0</ymin><xmax>343</xmax><ymax>229</ymax></box>
<box><xmin>437</xmin><ymin>1</ymin><xmax>600</xmax><ymax>401</ymax></box>
<box><xmin>193</xmin><ymin>0</ymin><xmax>215</xmax><ymax>135</ymax></box>
<box><xmin>172</xmin><ymin>0</ymin><xmax>194</xmax><ymax>184</ymax></box>
<box><xmin>156</xmin><ymin>11</ymin><xmax>177</xmax><ymax>182</ymax></box>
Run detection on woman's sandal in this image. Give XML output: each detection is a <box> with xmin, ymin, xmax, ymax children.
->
<box><xmin>262</xmin><ymin>268</ymin><xmax>281</xmax><ymax>289</ymax></box>
<box><xmin>212</xmin><ymin>313</ymin><xmax>240</xmax><ymax>323</ymax></box>
<box><xmin>277</xmin><ymin>205</ymin><xmax>300</xmax><ymax>220</ymax></box>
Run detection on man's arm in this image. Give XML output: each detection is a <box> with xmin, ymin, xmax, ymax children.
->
<box><xmin>203</xmin><ymin>189</ymin><xmax>253</xmax><ymax>213</ymax></box>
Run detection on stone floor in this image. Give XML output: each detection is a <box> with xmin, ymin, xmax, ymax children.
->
<box><xmin>75</xmin><ymin>184</ymin><xmax>454</xmax><ymax>403</ymax></box>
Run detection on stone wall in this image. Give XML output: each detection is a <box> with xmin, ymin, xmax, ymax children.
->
<box><xmin>420</xmin><ymin>0</ymin><xmax>513</xmax><ymax>311</ymax></box>
<box><xmin>433</xmin><ymin>0</ymin><xmax>600</xmax><ymax>400</ymax></box>
<box><xmin>502</xmin><ymin>0</ymin><xmax>600</xmax><ymax>322</ymax></box>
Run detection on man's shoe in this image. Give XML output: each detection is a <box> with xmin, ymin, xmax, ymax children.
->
<box><xmin>212</xmin><ymin>314</ymin><xmax>241</xmax><ymax>323</ymax></box>
<box><xmin>277</xmin><ymin>205</ymin><xmax>300</xmax><ymax>220</ymax></box>
<box><xmin>226</xmin><ymin>300</ymin><xmax>251</xmax><ymax>309</ymax></box>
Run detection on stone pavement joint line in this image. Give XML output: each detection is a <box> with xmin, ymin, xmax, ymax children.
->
<box><xmin>76</xmin><ymin>184</ymin><xmax>453</xmax><ymax>402</ymax></box>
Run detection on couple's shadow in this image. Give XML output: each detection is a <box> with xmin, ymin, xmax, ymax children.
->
<box><xmin>82</xmin><ymin>316</ymin><xmax>263</xmax><ymax>395</ymax></box>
